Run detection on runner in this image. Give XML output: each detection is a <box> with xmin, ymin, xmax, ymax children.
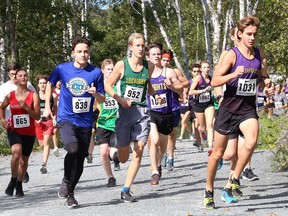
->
<box><xmin>204</xmin><ymin>16</ymin><xmax>273</xmax><ymax>209</ymax></box>
<box><xmin>35</xmin><ymin>75</ymin><xmax>56</xmax><ymax>174</ymax></box>
<box><xmin>44</xmin><ymin>36</ymin><xmax>105</xmax><ymax>208</ymax></box>
<box><xmin>146</xmin><ymin>44</ymin><xmax>182</xmax><ymax>186</ymax></box>
<box><xmin>104</xmin><ymin>33</ymin><xmax>157</xmax><ymax>202</ymax></box>
<box><xmin>0</xmin><ymin>62</ymin><xmax>36</xmax><ymax>184</ymax></box>
<box><xmin>95</xmin><ymin>59</ymin><xmax>120</xmax><ymax>187</ymax></box>
<box><xmin>189</xmin><ymin>60</ymin><xmax>214</xmax><ymax>155</ymax></box>
<box><xmin>0</xmin><ymin>68</ymin><xmax>40</xmax><ymax>196</ymax></box>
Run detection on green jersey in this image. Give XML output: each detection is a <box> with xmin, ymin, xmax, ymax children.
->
<box><xmin>97</xmin><ymin>86</ymin><xmax>118</xmax><ymax>132</ymax></box>
<box><xmin>119</xmin><ymin>58</ymin><xmax>149</xmax><ymax>106</ymax></box>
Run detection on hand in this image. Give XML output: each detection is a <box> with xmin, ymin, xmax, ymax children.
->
<box><xmin>204</xmin><ymin>86</ymin><xmax>211</xmax><ymax>92</ymax></box>
<box><xmin>118</xmin><ymin>97</ymin><xmax>132</xmax><ymax>109</ymax></box>
<box><xmin>1</xmin><ymin>119</ymin><xmax>9</xmax><ymax>130</ymax></box>
<box><xmin>232</xmin><ymin>66</ymin><xmax>245</xmax><ymax>78</ymax></box>
<box><xmin>87</xmin><ymin>83</ymin><xmax>98</xmax><ymax>95</ymax></box>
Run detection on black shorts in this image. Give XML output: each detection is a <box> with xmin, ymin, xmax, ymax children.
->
<box><xmin>57</xmin><ymin>121</ymin><xmax>91</xmax><ymax>157</ymax></box>
<box><xmin>95</xmin><ymin>127</ymin><xmax>117</xmax><ymax>148</ymax></box>
<box><xmin>7</xmin><ymin>130</ymin><xmax>35</xmax><ymax>157</ymax></box>
<box><xmin>150</xmin><ymin>110</ymin><xmax>173</xmax><ymax>135</ymax></box>
<box><xmin>214</xmin><ymin>108</ymin><xmax>258</xmax><ymax>137</ymax></box>
<box><xmin>189</xmin><ymin>109</ymin><xmax>196</xmax><ymax>122</ymax></box>
<box><xmin>180</xmin><ymin>106</ymin><xmax>190</xmax><ymax>114</ymax></box>
<box><xmin>92</xmin><ymin>109</ymin><xmax>99</xmax><ymax>130</ymax></box>
<box><xmin>194</xmin><ymin>103</ymin><xmax>214</xmax><ymax>113</ymax></box>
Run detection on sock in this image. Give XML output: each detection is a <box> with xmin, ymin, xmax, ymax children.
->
<box><xmin>121</xmin><ymin>187</ymin><xmax>130</xmax><ymax>192</ymax></box>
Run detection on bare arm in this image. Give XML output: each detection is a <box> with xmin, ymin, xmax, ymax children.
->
<box><xmin>0</xmin><ymin>95</ymin><xmax>10</xmax><ymax>129</ymax></box>
<box><xmin>174</xmin><ymin>68</ymin><xmax>190</xmax><ymax>88</ymax></box>
<box><xmin>189</xmin><ymin>75</ymin><xmax>203</xmax><ymax>96</ymax></box>
<box><xmin>165</xmin><ymin>68</ymin><xmax>183</xmax><ymax>95</ymax></box>
<box><xmin>44</xmin><ymin>82</ymin><xmax>53</xmax><ymax>118</ymax></box>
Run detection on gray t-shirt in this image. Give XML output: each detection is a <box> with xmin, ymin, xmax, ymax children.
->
<box><xmin>273</xmin><ymin>92</ymin><xmax>287</xmax><ymax>116</ymax></box>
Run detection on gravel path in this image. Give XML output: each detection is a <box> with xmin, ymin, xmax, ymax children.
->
<box><xmin>0</xmin><ymin>139</ymin><xmax>287</xmax><ymax>216</ymax></box>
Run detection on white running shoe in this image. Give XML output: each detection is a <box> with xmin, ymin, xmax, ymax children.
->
<box><xmin>53</xmin><ymin>147</ymin><xmax>60</xmax><ymax>157</ymax></box>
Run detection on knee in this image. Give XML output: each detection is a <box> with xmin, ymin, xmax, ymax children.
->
<box><xmin>244</xmin><ymin>139</ymin><xmax>257</xmax><ymax>151</ymax></box>
<box><xmin>223</xmin><ymin>151</ymin><xmax>236</xmax><ymax>161</ymax></box>
<box><xmin>100</xmin><ymin>146</ymin><xmax>109</xmax><ymax>158</ymax></box>
<box><xmin>12</xmin><ymin>152</ymin><xmax>21</xmax><ymax>162</ymax></box>
<box><xmin>211</xmin><ymin>149</ymin><xmax>224</xmax><ymax>161</ymax></box>
<box><xmin>64</xmin><ymin>142</ymin><xmax>78</xmax><ymax>155</ymax></box>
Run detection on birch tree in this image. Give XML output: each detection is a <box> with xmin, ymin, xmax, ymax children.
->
<box><xmin>172</xmin><ymin>0</ymin><xmax>189</xmax><ymax>73</ymax></box>
<box><xmin>147</xmin><ymin>0</ymin><xmax>183</xmax><ymax>71</ymax></box>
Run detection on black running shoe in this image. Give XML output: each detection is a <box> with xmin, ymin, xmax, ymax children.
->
<box><xmin>5</xmin><ymin>178</ymin><xmax>16</xmax><ymax>196</ymax></box>
<box><xmin>113</xmin><ymin>156</ymin><xmax>120</xmax><ymax>171</ymax></box>
<box><xmin>107</xmin><ymin>177</ymin><xmax>116</xmax><ymax>188</ymax></box>
<box><xmin>204</xmin><ymin>190</ymin><xmax>215</xmax><ymax>209</ymax></box>
<box><xmin>243</xmin><ymin>168</ymin><xmax>259</xmax><ymax>181</ymax></box>
<box><xmin>58</xmin><ymin>178</ymin><xmax>70</xmax><ymax>199</ymax></box>
<box><xmin>229</xmin><ymin>177</ymin><xmax>243</xmax><ymax>198</ymax></box>
<box><xmin>15</xmin><ymin>181</ymin><xmax>24</xmax><ymax>197</ymax></box>
<box><xmin>121</xmin><ymin>190</ymin><xmax>138</xmax><ymax>203</ymax></box>
<box><xmin>67</xmin><ymin>193</ymin><xmax>79</xmax><ymax>209</ymax></box>
<box><xmin>23</xmin><ymin>172</ymin><xmax>29</xmax><ymax>183</ymax></box>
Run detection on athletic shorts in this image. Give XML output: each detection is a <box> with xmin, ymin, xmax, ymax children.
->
<box><xmin>116</xmin><ymin>105</ymin><xmax>150</xmax><ymax>147</ymax></box>
<box><xmin>172</xmin><ymin>109</ymin><xmax>180</xmax><ymax>128</ymax></box>
<box><xmin>214</xmin><ymin>108</ymin><xmax>258</xmax><ymax>137</ymax></box>
<box><xmin>95</xmin><ymin>127</ymin><xmax>117</xmax><ymax>148</ymax></box>
<box><xmin>35</xmin><ymin>119</ymin><xmax>54</xmax><ymax>140</ymax></box>
<box><xmin>57</xmin><ymin>121</ymin><xmax>91</xmax><ymax>157</ymax></box>
<box><xmin>92</xmin><ymin>109</ymin><xmax>99</xmax><ymax>130</ymax></box>
<box><xmin>7</xmin><ymin>130</ymin><xmax>35</xmax><ymax>157</ymax></box>
<box><xmin>180</xmin><ymin>106</ymin><xmax>190</xmax><ymax>114</ymax></box>
<box><xmin>194</xmin><ymin>102</ymin><xmax>214</xmax><ymax>113</ymax></box>
<box><xmin>150</xmin><ymin>110</ymin><xmax>173</xmax><ymax>135</ymax></box>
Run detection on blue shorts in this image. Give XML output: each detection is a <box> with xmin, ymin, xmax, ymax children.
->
<box><xmin>172</xmin><ymin>109</ymin><xmax>180</xmax><ymax>128</ymax></box>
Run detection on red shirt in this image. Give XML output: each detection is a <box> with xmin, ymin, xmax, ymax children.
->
<box><xmin>9</xmin><ymin>91</ymin><xmax>35</xmax><ymax>135</ymax></box>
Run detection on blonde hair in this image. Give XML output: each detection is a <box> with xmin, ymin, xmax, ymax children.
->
<box><xmin>237</xmin><ymin>16</ymin><xmax>260</xmax><ymax>33</ymax></box>
<box><xmin>128</xmin><ymin>33</ymin><xmax>145</xmax><ymax>46</ymax></box>
<box><xmin>101</xmin><ymin>59</ymin><xmax>114</xmax><ymax>70</ymax></box>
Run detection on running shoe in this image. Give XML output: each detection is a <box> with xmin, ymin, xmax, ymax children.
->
<box><xmin>107</xmin><ymin>177</ymin><xmax>116</xmax><ymax>188</ymax></box>
<box><xmin>86</xmin><ymin>153</ymin><xmax>93</xmax><ymax>164</ymax></box>
<box><xmin>58</xmin><ymin>178</ymin><xmax>70</xmax><ymax>199</ymax></box>
<box><xmin>150</xmin><ymin>173</ymin><xmax>160</xmax><ymax>186</ymax></box>
<box><xmin>67</xmin><ymin>193</ymin><xmax>79</xmax><ymax>209</ymax></box>
<box><xmin>177</xmin><ymin>136</ymin><xmax>183</xmax><ymax>141</ymax></box>
<box><xmin>217</xmin><ymin>158</ymin><xmax>223</xmax><ymax>170</ymax></box>
<box><xmin>221</xmin><ymin>188</ymin><xmax>238</xmax><ymax>203</ymax></box>
<box><xmin>229</xmin><ymin>177</ymin><xmax>243</xmax><ymax>198</ymax></box>
<box><xmin>121</xmin><ymin>190</ymin><xmax>138</xmax><ymax>203</ymax></box>
<box><xmin>15</xmin><ymin>181</ymin><xmax>24</xmax><ymax>197</ymax></box>
<box><xmin>53</xmin><ymin>147</ymin><xmax>60</xmax><ymax>157</ymax></box>
<box><xmin>40</xmin><ymin>164</ymin><xmax>47</xmax><ymax>174</ymax></box>
<box><xmin>161</xmin><ymin>154</ymin><xmax>167</xmax><ymax>168</ymax></box>
<box><xmin>204</xmin><ymin>190</ymin><xmax>215</xmax><ymax>209</ymax></box>
<box><xmin>23</xmin><ymin>172</ymin><xmax>29</xmax><ymax>183</ymax></box>
<box><xmin>113</xmin><ymin>156</ymin><xmax>120</xmax><ymax>171</ymax></box>
<box><xmin>242</xmin><ymin>167</ymin><xmax>259</xmax><ymax>181</ymax></box>
<box><xmin>190</xmin><ymin>134</ymin><xmax>195</xmax><ymax>141</ymax></box>
<box><xmin>5</xmin><ymin>179</ymin><xmax>16</xmax><ymax>196</ymax></box>
<box><xmin>167</xmin><ymin>158</ymin><xmax>174</xmax><ymax>171</ymax></box>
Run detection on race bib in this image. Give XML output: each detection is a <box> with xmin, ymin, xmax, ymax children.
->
<box><xmin>40</xmin><ymin>108</ymin><xmax>44</xmax><ymax>117</ymax></box>
<box><xmin>13</xmin><ymin>114</ymin><xmax>30</xmax><ymax>128</ymax></box>
<box><xmin>150</xmin><ymin>93</ymin><xmax>167</xmax><ymax>109</ymax></box>
<box><xmin>236</xmin><ymin>79</ymin><xmax>257</xmax><ymax>96</ymax></box>
<box><xmin>72</xmin><ymin>97</ymin><xmax>91</xmax><ymax>113</ymax></box>
<box><xmin>103</xmin><ymin>98</ymin><xmax>118</xmax><ymax>109</ymax></box>
<box><xmin>274</xmin><ymin>101</ymin><xmax>282</xmax><ymax>109</ymax></box>
<box><xmin>257</xmin><ymin>97</ymin><xmax>264</xmax><ymax>104</ymax></box>
<box><xmin>199</xmin><ymin>92</ymin><xmax>210</xmax><ymax>103</ymax></box>
<box><xmin>124</xmin><ymin>86</ymin><xmax>144</xmax><ymax>103</ymax></box>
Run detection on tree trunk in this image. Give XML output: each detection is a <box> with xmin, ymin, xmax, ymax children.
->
<box><xmin>0</xmin><ymin>12</ymin><xmax>8</xmax><ymax>83</ymax></box>
<box><xmin>7</xmin><ymin>0</ymin><xmax>17</xmax><ymax>61</ymax></box>
<box><xmin>141</xmin><ymin>0</ymin><xmax>148</xmax><ymax>43</ymax></box>
<box><xmin>147</xmin><ymin>0</ymin><xmax>183</xmax><ymax>71</ymax></box>
<box><xmin>201</xmin><ymin>0</ymin><xmax>212</xmax><ymax>68</ymax></box>
<box><xmin>239</xmin><ymin>0</ymin><xmax>245</xmax><ymax>19</ymax></box>
<box><xmin>173</xmin><ymin>0</ymin><xmax>188</xmax><ymax>74</ymax></box>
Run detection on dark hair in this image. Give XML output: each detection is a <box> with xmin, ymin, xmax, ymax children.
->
<box><xmin>15</xmin><ymin>68</ymin><xmax>27</xmax><ymax>76</ymax></box>
<box><xmin>145</xmin><ymin>43</ymin><xmax>163</xmax><ymax>56</ymax></box>
<box><xmin>36</xmin><ymin>74</ymin><xmax>49</xmax><ymax>83</ymax></box>
<box><xmin>237</xmin><ymin>16</ymin><xmax>260</xmax><ymax>34</ymax></box>
<box><xmin>71</xmin><ymin>35</ymin><xmax>91</xmax><ymax>51</ymax></box>
<box><xmin>189</xmin><ymin>63</ymin><xmax>200</xmax><ymax>70</ymax></box>
<box><xmin>162</xmin><ymin>49</ymin><xmax>174</xmax><ymax>59</ymax></box>
<box><xmin>8</xmin><ymin>62</ymin><xmax>21</xmax><ymax>71</ymax></box>
<box><xmin>230</xmin><ymin>23</ymin><xmax>237</xmax><ymax>36</ymax></box>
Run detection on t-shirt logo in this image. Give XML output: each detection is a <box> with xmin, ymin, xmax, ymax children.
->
<box><xmin>66</xmin><ymin>77</ymin><xmax>89</xmax><ymax>96</ymax></box>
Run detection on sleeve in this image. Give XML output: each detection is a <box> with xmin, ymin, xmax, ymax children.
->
<box><xmin>48</xmin><ymin>65</ymin><xmax>61</xmax><ymax>87</ymax></box>
<box><xmin>94</xmin><ymin>71</ymin><xmax>105</xmax><ymax>95</ymax></box>
<box><xmin>27</xmin><ymin>82</ymin><xmax>36</xmax><ymax>92</ymax></box>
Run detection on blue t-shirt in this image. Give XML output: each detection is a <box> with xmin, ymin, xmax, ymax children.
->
<box><xmin>49</xmin><ymin>62</ymin><xmax>105</xmax><ymax>127</ymax></box>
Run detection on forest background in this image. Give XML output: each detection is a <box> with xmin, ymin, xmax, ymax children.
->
<box><xmin>0</xmin><ymin>0</ymin><xmax>287</xmax><ymax>85</ymax></box>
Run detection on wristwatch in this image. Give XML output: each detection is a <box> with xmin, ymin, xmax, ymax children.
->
<box><xmin>216</xmin><ymin>95</ymin><xmax>223</xmax><ymax>100</ymax></box>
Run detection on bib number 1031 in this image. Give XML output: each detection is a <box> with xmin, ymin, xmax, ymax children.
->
<box><xmin>236</xmin><ymin>79</ymin><xmax>257</xmax><ymax>96</ymax></box>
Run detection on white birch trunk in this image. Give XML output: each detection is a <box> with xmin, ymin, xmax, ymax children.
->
<box><xmin>252</xmin><ymin>0</ymin><xmax>259</xmax><ymax>15</ymax></box>
<box><xmin>201</xmin><ymin>0</ymin><xmax>212</xmax><ymax>68</ymax></box>
<box><xmin>222</xmin><ymin>9</ymin><xmax>230</xmax><ymax>53</ymax></box>
<box><xmin>173</xmin><ymin>0</ymin><xmax>188</xmax><ymax>73</ymax></box>
<box><xmin>0</xmin><ymin>14</ymin><xmax>7</xmax><ymax>84</ymax></box>
<box><xmin>141</xmin><ymin>0</ymin><xmax>148</xmax><ymax>43</ymax></box>
<box><xmin>147</xmin><ymin>0</ymin><xmax>183</xmax><ymax>71</ymax></box>
<box><xmin>239</xmin><ymin>0</ymin><xmax>245</xmax><ymax>19</ymax></box>
<box><xmin>246</xmin><ymin>0</ymin><xmax>252</xmax><ymax>15</ymax></box>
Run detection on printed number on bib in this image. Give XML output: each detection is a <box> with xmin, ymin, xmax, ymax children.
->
<box><xmin>124</xmin><ymin>86</ymin><xmax>144</xmax><ymax>103</ymax></box>
<box><xmin>103</xmin><ymin>98</ymin><xmax>118</xmax><ymax>109</ymax></box>
<box><xmin>13</xmin><ymin>114</ymin><xmax>30</xmax><ymax>128</ymax></box>
<box><xmin>199</xmin><ymin>92</ymin><xmax>210</xmax><ymax>103</ymax></box>
<box><xmin>72</xmin><ymin>97</ymin><xmax>91</xmax><ymax>113</ymax></box>
<box><xmin>150</xmin><ymin>93</ymin><xmax>167</xmax><ymax>109</ymax></box>
<box><xmin>236</xmin><ymin>79</ymin><xmax>257</xmax><ymax>96</ymax></box>
<box><xmin>274</xmin><ymin>101</ymin><xmax>282</xmax><ymax>109</ymax></box>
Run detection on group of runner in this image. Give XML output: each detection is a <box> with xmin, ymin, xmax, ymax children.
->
<box><xmin>0</xmin><ymin>15</ymin><xmax>275</xmax><ymax>210</ymax></box>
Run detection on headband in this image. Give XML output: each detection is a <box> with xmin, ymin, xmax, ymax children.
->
<box><xmin>162</xmin><ymin>53</ymin><xmax>172</xmax><ymax>61</ymax></box>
